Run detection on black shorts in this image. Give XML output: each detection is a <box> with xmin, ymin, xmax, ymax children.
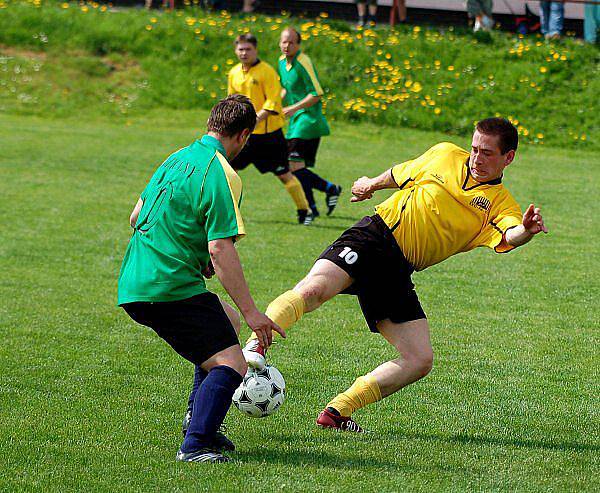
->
<box><xmin>230</xmin><ymin>129</ymin><xmax>289</xmax><ymax>176</ymax></box>
<box><xmin>122</xmin><ymin>292</ymin><xmax>239</xmax><ymax>366</ymax></box>
<box><xmin>318</xmin><ymin>214</ymin><xmax>426</xmax><ymax>333</ymax></box>
<box><xmin>287</xmin><ymin>138</ymin><xmax>320</xmax><ymax>167</ymax></box>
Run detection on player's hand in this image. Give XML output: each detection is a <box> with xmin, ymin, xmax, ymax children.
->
<box><xmin>282</xmin><ymin>106</ymin><xmax>297</xmax><ymax>118</ymax></box>
<box><xmin>201</xmin><ymin>261</ymin><xmax>215</xmax><ymax>279</ymax></box>
<box><xmin>244</xmin><ymin>309</ymin><xmax>286</xmax><ymax>349</ymax></box>
<box><xmin>522</xmin><ymin>203</ymin><xmax>548</xmax><ymax>235</ymax></box>
<box><xmin>351</xmin><ymin>176</ymin><xmax>374</xmax><ymax>202</ymax></box>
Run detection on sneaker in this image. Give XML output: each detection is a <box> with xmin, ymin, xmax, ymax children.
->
<box><xmin>325</xmin><ymin>185</ymin><xmax>342</xmax><ymax>216</ymax></box>
<box><xmin>297</xmin><ymin>209</ymin><xmax>314</xmax><ymax>226</ymax></box>
<box><xmin>176</xmin><ymin>447</ymin><xmax>231</xmax><ymax>463</ymax></box>
<box><xmin>316</xmin><ymin>408</ymin><xmax>366</xmax><ymax>433</ymax></box>
<box><xmin>357</xmin><ymin>16</ymin><xmax>365</xmax><ymax>28</ymax></box>
<box><xmin>182</xmin><ymin>413</ymin><xmax>235</xmax><ymax>452</ymax></box>
<box><xmin>242</xmin><ymin>338</ymin><xmax>266</xmax><ymax>370</ymax></box>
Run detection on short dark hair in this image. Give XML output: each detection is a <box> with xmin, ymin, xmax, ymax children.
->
<box><xmin>234</xmin><ymin>33</ymin><xmax>257</xmax><ymax>47</ymax></box>
<box><xmin>284</xmin><ymin>27</ymin><xmax>302</xmax><ymax>44</ymax></box>
<box><xmin>476</xmin><ymin>118</ymin><xmax>519</xmax><ymax>154</ymax></box>
<box><xmin>207</xmin><ymin>95</ymin><xmax>256</xmax><ymax>137</ymax></box>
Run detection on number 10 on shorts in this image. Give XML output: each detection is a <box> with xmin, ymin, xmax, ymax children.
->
<box><xmin>339</xmin><ymin>247</ymin><xmax>358</xmax><ymax>265</ymax></box>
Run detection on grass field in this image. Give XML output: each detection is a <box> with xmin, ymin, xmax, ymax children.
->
<box><xmin>0</xmin><ymin>109</ymin><xmax>598</xmax><ymax>491</ymax></box>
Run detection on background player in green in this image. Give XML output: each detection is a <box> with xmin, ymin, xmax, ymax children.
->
<box><xmin>118</xmin><ymin>95</ymin><xmax>284</xmax><ymax>463</ymax></box>
<box><xmin>278</xmin><ymin>27</ymin><xmax>342</xmax><ymax>219</ymax></box>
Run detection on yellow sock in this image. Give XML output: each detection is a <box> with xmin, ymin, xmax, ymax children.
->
<box><xmin>245</xmin><ymin>290</ymin><xmax>305</xmax><ymax>344</ymax></box>
<box><xmin>326</xmin><ymin>375</ymin><xmax>382</xmax><ymax>417</ymax></box>
<box><xmin>284</xmin><ymin>176</ymin><xmax>309</xmax><ymax>211</ymax></box>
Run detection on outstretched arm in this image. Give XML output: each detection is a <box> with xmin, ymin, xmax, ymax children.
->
<box><xmin>350</xmin><ymin>169</ymin><xmax>398</xmax><ymax>202</ymax></box>
<box><xmin>505</xmin><ymin>204</ymin><xmax>548</xmax><ymax>247</ymax></box>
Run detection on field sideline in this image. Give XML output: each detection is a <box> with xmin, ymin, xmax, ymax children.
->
<box><xmin>0</xmin><ymin>111</ymin><xmax>598</xmax><ymax>491</ymax></box>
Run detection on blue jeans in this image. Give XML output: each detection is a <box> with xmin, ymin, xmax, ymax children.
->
<box><xmin>539</xmin><ymin>2</ymin><xmax>564</xmax><ymax>36</ymax></box>
<box><xmin>585</xmin><ymin>4</ymin><xmax>600</xmax><ymax>43</ymax></box>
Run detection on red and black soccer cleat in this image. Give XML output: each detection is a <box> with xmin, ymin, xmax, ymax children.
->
<box><xmin>316</xmin><ymin>408</ymin><xmax>366</xmax><ymax>433</ymax></box>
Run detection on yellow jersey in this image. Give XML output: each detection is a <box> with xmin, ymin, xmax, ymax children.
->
<box><xmin>375</xmin><ymin>143</ymin><xmax>522</xmax><ymax>271</ymax></box>
<box><xmin>227</xmin><ymin>60</ymin><xmax>285</xmax><ymax>135</ymax></box>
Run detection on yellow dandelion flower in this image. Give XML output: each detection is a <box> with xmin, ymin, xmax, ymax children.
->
<box><xmin>385</xmin><ymin>53</ymin><xmax>391</xmax><ymax>60</ymax></box>
<box><xmin>226</xmin><ymin>59</ymin><xmax>234</xmax><ymax>65</ymax></box>
<box><xmin>560</xmin><ymin>55</ymin><xmax>567</xmax><ymax>61</ymax></box>
<box><xmin>81</xmin><ymin>5</ymin><xmax>89</xmax><ymax>12</ymax></box>
<box><xmin>145</xmin><ymin>25</ymin><xmax>152</xmax><ymax>31</ymax></box>
<box><xmin>150</xmin><ymin>17</ymin><xmax>157</xmax><ymax>23</ymax></box>
<box><xmin>447</xmin><ymin>65</ymin><xmax>455</xmax><ymax>71</ymax></box>
<box><xmin>212</xmin><ymin>65</ymin><xmax>219</xmax><ymax>72</ymax></box>
<box><xmin>210</xmin><ymin>92</ymin><xmax>217</xmax><ymax>98</ymax></box>
<box><xmin>539</xmin><ymin>66</ymin><xmax>547</xmax><ymax>73</ymax></box>
<box><xmin>581</xmin><ymin>134</ymin><xmax>587</xmax><ymax>141</ymax></box>
<box><xmin>197</xmin><ymin>85</ymin><xmax>204</xmax><ymax>92</ymax></box>
<box><xmin>195</xmin><ymin>28</ymin><xmax>201</xmax><ymax>34</ymax></box>
<box><xmin>61</xmin><ymin>2</ymin><xmax>69</xmax><ymax>8</ymax></box>
<box><xmin>434</xmin><ymin>108</ymin><xmax>441</xmax><ymax>115</ymax></box>
<box><xmin>536</xmin><ymin>133</ymin><xmax>544</xmax><ymax>139</ymax></box>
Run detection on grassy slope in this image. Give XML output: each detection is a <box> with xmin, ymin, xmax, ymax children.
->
<box><xmin>0</xmin><ymin>110</ymin><xmax>598</xmax><ymax>491</ymax></box>
<box><xmin>0</xmin><ymin>0</ymin><xmax>599</xmax><ymax>150</ymax></box>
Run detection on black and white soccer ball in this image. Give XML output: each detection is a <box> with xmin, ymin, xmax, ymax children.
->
<box><xmin>232</xmin><ymin>365</ymin><xmax>286</xmax><ymax>418</ymax></box>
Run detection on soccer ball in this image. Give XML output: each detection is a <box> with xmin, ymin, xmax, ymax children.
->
<box><xmin>232</xmin><ymin>365</ymin><xmax>286</xmax><ymax>418</ymax></box>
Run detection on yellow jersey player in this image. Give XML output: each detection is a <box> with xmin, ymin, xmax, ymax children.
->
<box><xmin>228</xmin><ymin>33</ymin><xmax>313</xmax><ymax>226</ymax></box>
<box><xmin>243</xmin><ymin>118</ymin><xmax>548</xmax><ymax>431</ymax></box>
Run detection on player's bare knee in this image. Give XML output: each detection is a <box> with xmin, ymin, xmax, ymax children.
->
<box><xmin>294</xmin><ymin>277</ymin><xmax>326</xmax><ymax>310</ymax></box>
<box><xmin>413</xmin><ymin>351</ymin><xmax>434</xmax><ymax>379</ymax></box>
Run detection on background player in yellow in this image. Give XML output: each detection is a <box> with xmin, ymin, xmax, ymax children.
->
<box><xmin>243</xmin><ymin>118</ymin><xmax>548</xmax><ymax>431</ymax></box>
<box><xmin>228</xmin><ymin>33</ymin><xmax>313</xmax><ymax>226</ymax></box>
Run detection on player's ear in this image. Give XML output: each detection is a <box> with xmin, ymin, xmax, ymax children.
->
<box><xmin>504</xmin><ymin>149</ymin><xmax>516</xmax><ymax>166</ymax></box>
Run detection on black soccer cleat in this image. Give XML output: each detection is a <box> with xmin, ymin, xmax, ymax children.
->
<box><xmin>325</xmin><ymin>185</ymin><xmax>342</xmax><ymax>216</ymax></box>
<box><xmin>176</xmin><ymin>447</ymin><xmax>231</xmax><ymax>463</ymax></box>
<box><xmin>182</xmin><ymin>412</ymin><xmax>236</xmax><ymax>452</ymax></box>
<box><xmin>297</xmin><ymin>209</ymin><xmax>314</xmax><ymax>226</ymax></box>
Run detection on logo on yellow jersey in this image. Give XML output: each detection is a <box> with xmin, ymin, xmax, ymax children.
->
<box><xmin>432</xmin><ymin>173</ymin><xmax>445</xmax><ymax>183</ymax></box>
<box><xmin>470</xmin><ymin>196</ymin><xmax>491</xmax><ymax>212</ymax></box>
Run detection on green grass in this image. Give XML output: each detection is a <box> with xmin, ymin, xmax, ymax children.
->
<box><xmin>0</xmin><ymin>0</ymin><xmax>599</xmax><ymax>149</ymax></box>
<box><xmin>0</xmin><ymin>110</ymin><xmax>598</xmax><ymax>491</ymax></box>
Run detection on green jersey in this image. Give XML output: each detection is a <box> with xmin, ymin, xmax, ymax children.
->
<box><xmin>278</xmin><ymin>51</ymin><xmax>330</xmax><ymax>140</ymax></box>
<box><xmin>117</xmin><ymin>135</ymin><xmax>245</xmax><ymax>305</ymax></box>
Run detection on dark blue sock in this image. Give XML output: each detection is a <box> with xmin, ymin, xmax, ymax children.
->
<box><xmin>304</xmin><ymin>169</ymin><xmax>333</xmax><ymax>193</ymax></box>
<box><xmin>181</xmin><ymin>365</ymin><xmax>243</xmax><ymax>453</ymax></box>
<box><xmin>293</xmin><ymin>169</ymin><xmax>317</xmax><ymax>211</ymax></box>
<box><xmin>186</xmin><ymin>365</ymin><xmax>207</xmax><ymax>413</ymax></box>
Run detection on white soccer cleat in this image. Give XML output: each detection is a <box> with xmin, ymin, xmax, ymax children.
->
<box><xmin>242</xmin><ymin>339</ymin><xmax>267</xmax><ymax>370</ymax></box>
